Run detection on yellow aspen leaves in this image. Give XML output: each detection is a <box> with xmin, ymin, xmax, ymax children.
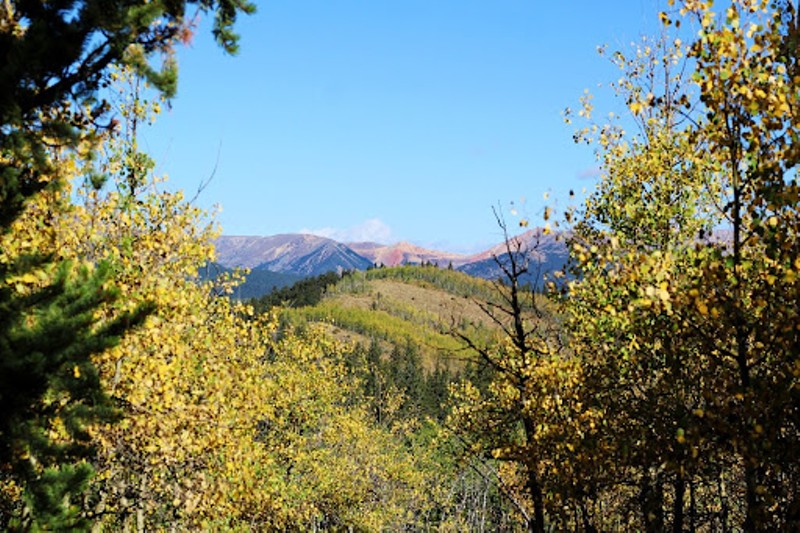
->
<box><xmin>0</xmin><ymin>68</ymin><xmax>433</xmax><ymax>531</ymax></box>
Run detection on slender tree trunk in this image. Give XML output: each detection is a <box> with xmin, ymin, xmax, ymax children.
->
<box><xmin>673</xmin><ymin>473</ymin><xmax>685</xmax><ymax>533</ymax></box>
<box><xmin>480</xmin><ymin>482</ymin><xmax>487</xmax><ymax>532</ymax></box>
<box><xmin>581</xmin><ymin>500</ymin><xmax>598</xmax><ymax>533</ymax></box>
<box><xmin>743</xmin><ymin>464</ymin><xmax>764</xmax><ymax>532</ymax></box>
<box><xmin>641</xmin><ymin>470</ymin><xmax>665</xmax><ymax>533</ymax></box>
<box><xmin>689</xmin><ymin>479</ymin><xmax>697</xmax><ymax>533</ymax></box>
<box><xmin>521</xmin><ymin>417</ymin><xmax>545</xmax><ymax>533</ymax></box>
<box><xmin>720</xmin><ymin>474</ymin><xmax>730</xmax><ymax>533</ymax></box>
<box><xmin>526</xmin><ymin>471</ymin><xmax>545</xmax><ymax>533</ymax></box>
<box><xmin>136</xmin><ymin>474</ymin><xmax>147</xmax><ymax>533</ymax></box>
<box><xmin>729</xmin><ymin>129</ymin><xmax>764</xmax><ymax>533</ymax></box>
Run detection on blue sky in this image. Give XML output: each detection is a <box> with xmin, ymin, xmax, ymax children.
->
<box><xmin>142</xmin><ymin>0</ymin><xmax>669</xmax><ymax>253</ymax></box>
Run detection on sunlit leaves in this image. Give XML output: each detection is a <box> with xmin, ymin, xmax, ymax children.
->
<box><xmin>564</xmin><ymin>1</ymin><xmax>800</xmax><ymax>528</ymax></box>
<box><xmin>0</xmin><ymin>68</ymin><xmax>438</xmax><ymax>529</ymax></box>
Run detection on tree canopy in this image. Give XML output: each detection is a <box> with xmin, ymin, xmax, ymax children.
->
<box><xmin>2</xmin><ymin>0</ymin><xmax>798</xmax><ymax>530</ymax></box>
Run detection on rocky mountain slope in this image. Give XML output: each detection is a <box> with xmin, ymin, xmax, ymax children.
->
<box><xmin>214</xmin><ymin>234</ymin><xmax>373</xmax><ymax>277</ymax></box>
<box><xmin>456</xmin><ymin>229</ymin><xmax>569</xmax><ymax>282</ymax></box>
<box><xmin>213</xmin><ymin>230</ymin><xmax>569</xmax><ymax>297</ymax></box>
<box><xmin>347</xmin><ymin>241</ymin><xmax>469</xmax><ymax>268</ymax></box>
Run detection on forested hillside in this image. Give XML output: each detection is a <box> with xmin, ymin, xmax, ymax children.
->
<box><xmin>252</xmin><ymin>266</ymin><xmax>503</xmax><ymax>421</ymax></box>
<box><xmin>260</xmin><ymin>266</ymin><xmax>497</xmax><ymax>364</ymax></box>
<box><xmin>2</xmin><ymin>1</ymin><xmax>799</xmax><ymax>531</ymax></box>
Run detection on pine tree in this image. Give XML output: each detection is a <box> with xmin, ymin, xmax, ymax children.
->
<box><xmin>0</xmin><ymin>0</ymin><xmax>253</xmax><ymax>527</ymax></box>
<box><xmin>0</xmin><ymin>260</ymin><xmax>152</xmax><ymax>529</ymax></box>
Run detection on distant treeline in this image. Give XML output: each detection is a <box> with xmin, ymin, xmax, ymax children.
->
<box><xmin>250</xmin><ymin>270</ymin><xmax>345</xmax><ymax>312</ymax></box>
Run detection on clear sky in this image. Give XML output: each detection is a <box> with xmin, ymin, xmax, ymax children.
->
<box><xmin>142</xmin><ymin>0</ymin><xmax>669</xmax><ymax>253</ymax></box>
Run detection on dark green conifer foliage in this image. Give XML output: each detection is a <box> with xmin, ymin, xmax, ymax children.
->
<box><xmin>0</xmin><ymin>0</ymin><xmax>253</xmax><ymax>527</ymax></box>
<box><xmin>349</xmin><ymin>338</ymin><xmax>458</xmax><ymax>423</ymax></box>
<box><xmin>0</xmin><ymin>259</ymin><xmax>153</xmax><ymax>529</ymax></box>
<box><xmin>389</xmin><ymin>341</ymin><xmax>424</xmax><ymax>415</ymax></box>
<box><xmin>423</xmin><ymin>361</ymin><xmax>454</xmax><ymax>420</ymax></box>
<box><xmin>0</xmin><ymin>0</ymin><xmax>255</xmax><ymax>225</ymax></box>
<box><xmin>251</xmin><ymin>271</ymin><xmax>344</xmax><ymax>311</ymax></box>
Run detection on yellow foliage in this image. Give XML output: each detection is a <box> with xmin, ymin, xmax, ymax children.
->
<box><xmin>2</xmin><ymin>71</ymin><xmax>431</xmax><ymax>530</ymax></box>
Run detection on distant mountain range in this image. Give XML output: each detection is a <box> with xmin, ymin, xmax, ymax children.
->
<box><xmin>214</xmin><ymin>234</ymin><xmax>373</xmax><ymax>274</ymax></box>
<box><xmin>211</xmin><ymin>230</ymin><xmax>569</xmax><ymax>298</ymax></box>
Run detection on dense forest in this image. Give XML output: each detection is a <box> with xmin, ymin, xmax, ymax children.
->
<box><xmin>1</xmin><ymin>0</ymin><xmax>799</xmax><ymax>530</ymax></box>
